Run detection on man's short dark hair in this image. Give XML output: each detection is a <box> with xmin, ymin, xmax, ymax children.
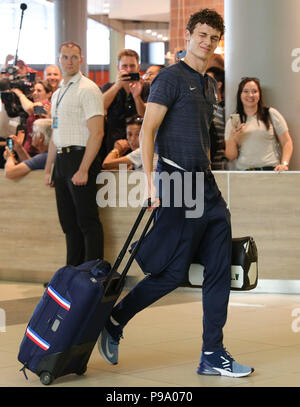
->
<box><xmin>59</xmin><ymin>41</ymin><xmax>82</xmax><ymax>55</ymax></box>
<box><xmin>206</xmin><ymin>66</ymin><xmax>225</xmax><ymax>95</ymax></box>
<box><xmin>117</xmin><ymin>49</ymin><xmax>139</xmax><ymax>64</ymax></box>
<box><xmin>186</xmin><ymin>8</ymin><xmax>225</xmax><ymax>37</ymax></box>
<box><xmin>126</xmin><ymin>115</ymin><xmax>143</xmax><ymax>126</ymax></box>
<box><xmin>206</xmin><ymin>66</ymin><xmax>224</xmax><ymax>85</ymax></box>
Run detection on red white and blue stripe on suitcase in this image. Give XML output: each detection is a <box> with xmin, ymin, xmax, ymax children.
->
<box><xmin>25</xmin><ymin>286</ymin><xmax>71</xmax><ymax>351</ymax></box>
<box><xmin>47</xmin><ymin>285</ymin><xmax>71</xmax><ymax>311</ymax></box>
<box><xmin>26</xmin><ymin>327</ymin><xmax>50</xmax><ymax>351</ymax></box>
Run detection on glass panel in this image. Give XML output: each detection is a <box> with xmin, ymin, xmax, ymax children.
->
<box><xmin>87</xmin><ymin>18</ymin><xmax>110</xmax><ymax>65</ymax></box>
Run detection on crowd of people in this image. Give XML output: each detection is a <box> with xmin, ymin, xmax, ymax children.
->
<box><xmin>0</xmin><ymin>43</ymin><xmax>293</xmax><ymax>176</ymax></box>
<box><xmin>0</xmin><ymin>53</ymin><xmax>165</xmax><ymax>175</ymax></box>
<box><xmin>0</xmin><ymin>7</ymin><xmax>295</xmax><ymax>380</ymax></box>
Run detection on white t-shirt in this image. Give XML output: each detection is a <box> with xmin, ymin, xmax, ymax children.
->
<box><xmin>51</xmin><ymin>72</ymin><xmax>104</xmax><ymax>148</ymax></box>
<box><xmin>225</xmin><ymin>107</ymin><xmax>288</xmax><ymax>170</ymax></box>
<box><xmin>127</xmin><ymin>148</ymin><xmax>158</xmax><ymax>170</ymax></box>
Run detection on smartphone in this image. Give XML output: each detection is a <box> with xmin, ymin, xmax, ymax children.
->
<box><xmin>6</xmin><ymin>137</ymin><xmax>13</xmax><ymax>152</ymax></box>
<box><xmin>34</xmin><ymin>105</ymin><xmax>47</xmax><ymax>115</ymax></box>
<box><xmin>230</xmin><ymin>113</ymin><xmax>241</xmax><ymax>127</ymax></box>
<box><xmin>122</xmin><ymin>72</ymin><xmax>140</xmax><ymax>82</ymax></box>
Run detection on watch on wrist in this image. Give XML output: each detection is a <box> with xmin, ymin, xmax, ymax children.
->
<box><xmin>282</xmin><ymin>161</ymin><xmax>289</xmax><ymax>167</ymax></box>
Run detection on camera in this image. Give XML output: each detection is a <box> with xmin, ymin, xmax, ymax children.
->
<box><xmin>0</xmin><ymin>66</ymin><xmax>36</xmax><ymax>118</ymax></box>
<box><xmin>33</xmin><ymin>105</ymin><xmax>47</xmax><ymax>115</ymax></box>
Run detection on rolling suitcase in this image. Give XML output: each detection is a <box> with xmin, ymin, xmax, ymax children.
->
<box><xmin>18</xmin><ymin>204</ymin><xmax>156</xmax><ymax>385</ymax></box>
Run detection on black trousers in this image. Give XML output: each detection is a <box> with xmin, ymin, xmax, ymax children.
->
<box><xmin>54</xmin><ymin>150</ymin><xmax>104</xmax><ymax>266</ymax></box>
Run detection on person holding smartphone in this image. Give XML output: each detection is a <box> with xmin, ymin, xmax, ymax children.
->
<box><xmin>100</xmin><ymin>49</ymin><xmax>149</xmax><ymax>159</ymax></box>
<box><xmin>4</xmin><ymin>118</ymin><xmax>51</xmax><ymax>179</ymax></box>
<box><xmin>225</xmin><ymin>77</ymin><xmax>293</xmax><ymax>171</ymax></box>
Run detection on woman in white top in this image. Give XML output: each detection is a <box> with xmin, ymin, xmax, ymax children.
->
<box><xmin>225</xmin><ymin>77</ymin><xmax>293</xmax><ymax>171</ymax></box>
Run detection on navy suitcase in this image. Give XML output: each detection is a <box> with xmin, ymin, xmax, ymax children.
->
<box><xmin>18</xmin><ymin>205</ymin><xmax>155</xmax><ymax>385</ymax></box>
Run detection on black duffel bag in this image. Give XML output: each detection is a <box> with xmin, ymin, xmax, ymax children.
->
<box><xmin>183</xmin><ymin>236</ymin><xmax>258</xmax><ymax>291</ymax></box>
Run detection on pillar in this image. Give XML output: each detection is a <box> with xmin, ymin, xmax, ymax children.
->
<box><xmin>109</xmin><ymin>29</ymin><xmax>125</xmax><ymax>82</ymax></box>
<box><xmin>54</xmin><ymin>0</ymin><xmax>88</xmax><ymax>75</ymax></box>
<box><xmin>225</xmin><ymin>0</ymin><xmax>300</xmax><ymax>169</ymax></box>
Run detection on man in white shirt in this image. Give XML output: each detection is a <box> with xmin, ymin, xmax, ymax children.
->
<box><xmin>45</xmin><ymin>42</ymin><xmax>104</xmax><ymax>266</ymax></box>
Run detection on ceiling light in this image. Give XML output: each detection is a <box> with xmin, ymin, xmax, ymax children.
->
<box><xmin>163</xmin><ymin>36</ymin><xmax>168</xmax><ymax>41</ymax></box>
<box><xmin>152</xmin><ymin>32</ymin><xmax>157</xmax><ymax>36</ymax></box>
<box><xmin>157</xmin><ymin>34</ymin><xmax>163</xmax><ymax>39</ymax></box>
<box><xmin>146</xmin><ymin>29</ymin><xmax>152</xmax><ymax>34</ymax></box>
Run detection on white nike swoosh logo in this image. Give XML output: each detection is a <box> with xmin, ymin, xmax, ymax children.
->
<box><xmin>190</xmin><ymin>86</ymin><xmax>197</xmax><ymax>91</ymax></box>
<box><xmin>106</xmin><ymin>338</ymin><xmax>114</xmax><ymax>358</ymax></box>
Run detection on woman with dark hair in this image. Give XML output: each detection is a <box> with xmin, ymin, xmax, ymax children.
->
<box><xmin>12</xmin><ymin>79</ymin><xmax>52</xmax><ymax>156</ymax></box>
<box><xmin>225</xmin><ymin>77</ymin><xmax>293</xmax><ymax>171</ymax></box>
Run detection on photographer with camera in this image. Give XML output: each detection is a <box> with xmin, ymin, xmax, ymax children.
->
<box><xmin>1</xmin><ymin>55</ymin><xmax>36</xmax><ymax>77</ymax></box>
<box><xmin>4</xmin><ymin>124</ymin><xmax>29</xmax><ymax>162</ymax></box>
<box><xmin>4</xmin><ymin>118</ymin><xmax>51</xmax><ymax>179</ymax></box>
<box><xmin>11</xmin><ymin>79</ymin><xmax>52</xmax><ymax>156</ymax></box>
<box><xmin>0</xmin><ymin>60</ymin><xmax>35</xmax><ymax>144</ymax></box>
<box><xmin>101</xmin><ymin>49</ymin><xmax>149</xmax><ymax>157</ymax></box>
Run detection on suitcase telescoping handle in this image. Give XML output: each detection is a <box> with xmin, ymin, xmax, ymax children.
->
<box><xmin>104</xmin><ymin>200</ymin><xmax>158</xmax><ymax>296</ymax></box>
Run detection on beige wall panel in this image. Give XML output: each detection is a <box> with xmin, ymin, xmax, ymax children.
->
<box><xmin>0</xmin><ymin>172</ymin><xmax>65</xmax><ymax>282</ymax></box>
<box><xmin>229</xmin><ymin>173</ymin><xmax>300</xmax><ymax>280</ymax></box>
<box><xmin>1</xmin><ymin>170</ymin><xmax>299</xmax><ymax>284</ymax></box>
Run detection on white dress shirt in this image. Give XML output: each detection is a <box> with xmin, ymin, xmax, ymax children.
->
<box><xmin>51</xmin><ymin>72</ymin><xmax>104</xmax><ymax>148</ymax></box>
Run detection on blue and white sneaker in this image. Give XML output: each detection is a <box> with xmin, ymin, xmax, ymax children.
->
<box><xmin>197</xmin><ymin>348</ymin><xmax>254</xmax><ymax>378</ymax></box>
<box><xmin>98</xmin><ymin>317</ymin><xmax>123</xmax><ymax>365</ymax></box>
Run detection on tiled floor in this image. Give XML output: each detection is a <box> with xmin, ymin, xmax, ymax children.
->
<box><xmin>1</xmin><ymin>281</ymin><xmax>300</xmax><ymax>388</ymax></box>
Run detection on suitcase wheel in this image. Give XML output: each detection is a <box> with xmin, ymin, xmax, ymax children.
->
<box><xmin>40</xmin><ymin>371</ymin><xmax>54</xmax><ymax>385</ymax></box>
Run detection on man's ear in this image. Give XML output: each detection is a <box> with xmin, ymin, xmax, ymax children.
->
<box><xmin>38</xmin><ymin>134</ymin><xmax>45</xmax><ymax>147</ymax></box>
<box><xmin>184</xmin><ymin>29</ymin><xmax>191</xmax><ymax>42</ymax></box>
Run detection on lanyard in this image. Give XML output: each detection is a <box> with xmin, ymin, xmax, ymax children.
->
<box><xmin>55</xmin><ymin>82</ymin><xmax>73</xmax><ymax>114</ymax></box>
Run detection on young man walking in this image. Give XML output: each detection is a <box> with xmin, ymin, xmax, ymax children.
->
<box><xmin>99</xmin><ymin>9</ymin><xmax>254</xmax><ymax>378</ymax></box>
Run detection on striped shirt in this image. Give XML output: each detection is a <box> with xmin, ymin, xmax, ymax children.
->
<box><xmin>148</xmin><ymin>61</ymin><xmax>218</xmax><ymax>172</ymax></box>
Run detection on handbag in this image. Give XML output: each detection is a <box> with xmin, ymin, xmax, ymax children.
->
<box><xmin>183</xmin><ymin>236</ymin><xmax>258</xmax><ymax>291</ymax></box>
